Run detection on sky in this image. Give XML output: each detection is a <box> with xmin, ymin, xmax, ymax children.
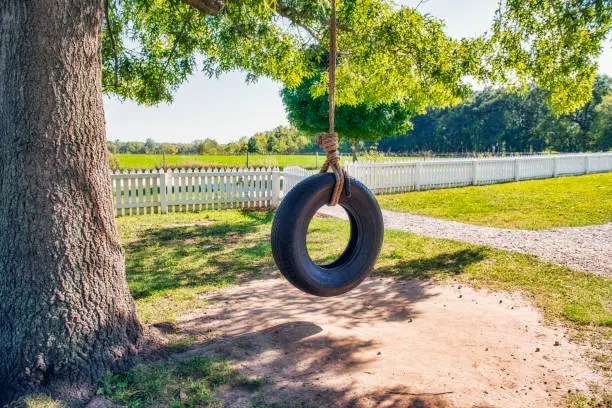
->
<box><xmin>104</xmin><ymin>0</ymin><xmax>612</xmax><ymax>144</ymax></box>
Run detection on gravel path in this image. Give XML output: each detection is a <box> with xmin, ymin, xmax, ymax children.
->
<box><xmin>319</xmin><ymin>206</ymin><xmax>612</xmax><ymax>277</ymax></box>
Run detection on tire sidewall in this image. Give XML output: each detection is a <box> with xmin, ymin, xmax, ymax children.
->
<box><xmin>272</xmin><ymin>173</ymin><xmax>384</xmax><ymax>296</ymax></box>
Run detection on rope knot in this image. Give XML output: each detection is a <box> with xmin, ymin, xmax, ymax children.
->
<box><xmin>316</xmin><ymin>131</ymin><xmax>347</xmax><ymax>206</ymax></box>
<box><xmin>316</xmin><ymin>132</ymin><xmax>340</xmax><ymax>166</ymax></box>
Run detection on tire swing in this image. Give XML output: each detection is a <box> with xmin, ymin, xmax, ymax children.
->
<box><xmin>271</xmin><ymin>0</ymin><xmax>384</xmax><ymax>297</ymax></box>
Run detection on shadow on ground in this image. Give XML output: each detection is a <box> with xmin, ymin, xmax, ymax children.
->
<box><xmin>376</xmin><ymin>248</ymin><xmax>486</xmax><ymax>279</ymax></box>
<box><xmin>120</xmin><ymin>212</ymin><xmax>496</xmax><ymax>406</ymax></box>
<box><xmin>171</xmin><ymin>277</ymin><xmax>460</xmax><ymax>407</ymax></box>
<box><xmin>125</xmin><ymin>210</ymin><xmax>485</xmax><ymax>301</ymax></box>
<box><xmin>125</xmin><ymin>214</ymin><xmax>276</xmax><ymax>300</ymax></box>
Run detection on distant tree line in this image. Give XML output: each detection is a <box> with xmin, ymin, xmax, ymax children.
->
<box><xmin>108</xmin><ymin>76</ymin><xmax>611</xmax><ymax>156</ymax></box>
<box><xmin>380</xmin><ymin>75</ymin><xmax>611</xmax><ymax>154</ymax></box>
<box><xmin>107</xmin><ymin>127</ymin><xmax>318</xmax><ymax>156</ymax></box>
<box><xmin>106</xmin><ymin>126</ymin><xmax>368</xmax><ymax>156</ymax></box>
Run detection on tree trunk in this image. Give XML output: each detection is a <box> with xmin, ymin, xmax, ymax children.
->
<box><xmin>352</xmin><ymin>139</ymin><xmax>358</xmax><ymax>162</ymax></box>
<box><xmin>0</xmin><ymin>0</ymin><xmax>142</xmax><ymax>403</ymax></box>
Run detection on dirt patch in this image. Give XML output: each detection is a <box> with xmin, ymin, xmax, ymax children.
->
<box><xmin>175</xmin><ymin>278</ymin><xmax>603</xmax><ymax>408</ymax></box>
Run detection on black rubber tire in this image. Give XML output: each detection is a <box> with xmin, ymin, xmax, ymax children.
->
<box><xmin>271</xmin><ymin>173</ymin><xmax>384</xmax><ymax>297</ymax></box>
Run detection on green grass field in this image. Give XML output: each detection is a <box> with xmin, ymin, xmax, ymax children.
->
<box><xmin>377</xmin><ymin>173</ymin><xmax>612</xmax><ymax>230</ymax></box>
<box><xmin>113</xmin><ymin>154</ymin><xmax>325</xmax><ymax>170</ymax></box>
<box><xmin>111</xmin><ymin>153</ymin><xmax>415</xmax><ymax>170</ymax></box>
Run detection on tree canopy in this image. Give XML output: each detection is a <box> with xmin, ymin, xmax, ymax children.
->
<box><xmin>281</xmin><ymin>69</ymin><xmax>414</xmax><ymax>142</ymax></box>
<box><xmin>103</xmin><ymin>0</ymin><xmax>611</xmax><ymax>115</ymax></box>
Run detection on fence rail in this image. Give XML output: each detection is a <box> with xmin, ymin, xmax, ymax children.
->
<box><xmin>284</xmin><ymin>152</ymin><xmax>612</xmax><ymax>195</ymax></box>
<box><xmin>112</xmin><ymin>167</ymin><xmax>280</xmax><ymax>216</ymax></box>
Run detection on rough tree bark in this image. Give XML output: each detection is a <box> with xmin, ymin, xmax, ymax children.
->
<box><xmin>0</xmin><ymin>0</ymin><xmax>142</xmax><ymax>403</ymax></box>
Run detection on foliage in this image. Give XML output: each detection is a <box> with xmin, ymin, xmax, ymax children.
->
<box><xmin>379</xmin><ymin>75</ymin><xmax>612</xmax><ymax>153</ymax></box>
<box><xmin>489</xmin><ymin>0</ymin><xmax>612</xmax><ymax>114</ymax></box>
<box><xmin>97</xmin><ymin>357</ymin><xmax>262</xmax><ymax>407</ymax></box>
<box><xmin>106</xmin><ymin>126</ymin><xmax>316</xmax><ymax>156</ymax></box>
<box><xmin>564</xmin><ymin>391</ymin><xmax>612</xmax><ymax>408</ymax></box>
<box><xmin>102</xmin><ymin>0</ymin><xmax>310</xmax><ymax>104</ymax></box>
<box><xmin>158</xmin><ymin>143</ymin><xmax>179</xmax><ymax>155</ymax></box>
<box><xmin>281</xmin><ymin>69</ymin><xmax>413</xmax><ymax>142</ymax></box>
<box><xmin>376</xmin><ymin>173</ymin><xmax>612</xmax><ymax>230</ymax></box>
<box><xmin>590</xmin><ymin>94</ymin><xmax>612</xmax><ymax>150</ymax></box>
<box><xmin>246</xmin><ymin>126</ymin><xmax>313</xmax><ymax>154</ymax></box>
<box><xmin>108</xmin><ymin>75</ymin><xmax>612</xmax><ymax>157</ymax></box>
<box><xmin>324</xmin><ymin>0</ymin><xmax>482</xmax><ymax>109</ymax></box>
<box><xmin>102</xmin><ymin>0</ymin><xmax>611</xmax><ymax>115</ymax></box>
<box><xmin>17</xmin><ymin>395</ymin><xmax>66</xmax><ymax>408</ymax></box>
<box><xmin>107</xmin><ymin>152</ymin><xmax>121</xmax><ymax>170</ymax></box>
<box><xmin>144</xmin><ymin>138</ymin><xmax>157</xmax><ymax>154</ymax></box>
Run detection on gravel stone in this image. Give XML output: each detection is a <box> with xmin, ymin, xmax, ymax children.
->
<box><xmin>319</xmin><ymin>206</ymin><xmax>612</xmax><ymax>276</ymax></box>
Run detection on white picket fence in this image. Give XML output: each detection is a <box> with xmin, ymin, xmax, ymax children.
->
<box><xmin>112</xmin><ymin>167</ymin><xmax>280</xmax><ymax>216</ymax></box>
<box><xmin>283</xmin><ymin>152</ymin><xmax>612</xmax><ymax>195</ymax></box>
<box><xmin>282</xmin><ymin>166</ymin><xmax>314</xmax><ymax>194</ymax></box>
<box><xmin>110</xmin><ymin>153</ymin><xmax>611</xmax><ymax>216</ymax></box>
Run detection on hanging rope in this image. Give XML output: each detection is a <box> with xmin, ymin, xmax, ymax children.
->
<box><xmin>316</xmin><ymin>0</ymin><xmax>349</xmax><ymax>206</ymax></box>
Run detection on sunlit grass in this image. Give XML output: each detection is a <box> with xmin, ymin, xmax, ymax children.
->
<box><xmin>19</xmin><ymin>396</ymin><xmax>66</xmax><ymax>408</ymax></box>
<box><xmin>113</xmin><ymin>153</ymin><xmax>413</xmax><ymax>171</ymax></box>
<box><xmin>113</xmin><ymin>154</ymin><xmax>322</xmax><ymax>170</ymax></box>
<box><xmin>564</xmin><ymin>390</ymin><xmax>612</xmax><ymax>408</ymax></box>
<box><xmin>377</xmin><ymin>173</ymin><xmax>612</xmax><ymax>229</ymax></box>
<box><xmin>306</xmin><ymin>211</ymin><xmax>351</xmax><ymax>265</ymax></box>
<box><xmin>97</xmin><ymin>357</ymin><xmax>264</xmax><ymax>407</ymax></box>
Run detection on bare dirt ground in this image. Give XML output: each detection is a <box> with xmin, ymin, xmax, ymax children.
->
<box><xmin>319</xmin><ymin>206</ymin><xmax>612</xmax><ymax>277</ymax></box>
<box><xmin>176</xmin><ymin>277</ymin><xmax>603</xmax><ymax>408</ymax></box>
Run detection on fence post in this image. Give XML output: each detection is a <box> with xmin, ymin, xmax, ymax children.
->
<box><xmin>552</xmin><ymin>156</ymin><xmax>559</xmax><ymax>177</ymax></box>
<box><xmin>415</xmin><ymin>161</ymin><xmax>423</xmax><ymax>191</ymax></box>
<box><xmin>472</xmin><ymin>160</ymin><xmax>478</xmax><ymax>186</ymax></box>
<box><xmin>584</xmin><ymin>155</ymin><xmax>590</xmax><ymax>174</ymax></box>
<box><xmin>513</xmin><ymin>158</ymin><xmax>520</xmax><ymax>181</ymax></box>
<box><xmin>271</xmin><ymin>168</ymin><xmax>281</xmax><ymax>207</ymax></box>
<box><xmin>159</xmin><ymin>169</ymin><xmax>168</xmax><ymax>214</ymax></box>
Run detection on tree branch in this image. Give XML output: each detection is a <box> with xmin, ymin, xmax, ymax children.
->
<box><xmin>275</xmin><ymin>2</ymin><xmax>323</xmax><ymax>43</ymax></box>
<box><xmin>158</xmin><ymin>14</ymin><xmax>193</xmax><ymax>93</ymax></box>
<box><xmin>181</xmin><ymin>0</ymin><xmax>224</xmax><ymax>15</ymax></box>
<box><xmin>289</xmin><ymin>19</ymin><xmax>323</xmax><ymax>43</ymax></box>
<box><xmin>414</xmin><ymin>0</ymin><xmax>429</xmax><ymax>11</ymax></box>
<box><xmin>180</xmin><ymin>0</ymin><xmax>324</xmax><ymax>43</ymax></box>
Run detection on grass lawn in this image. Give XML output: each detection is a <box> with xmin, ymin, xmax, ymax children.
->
<box><xmin>112</xmin><ymin>153</ymin><xmax>415</xmax><ymax>170</ymax></box>
<box><xmin>117</xmin><ymin>210</ymin><xmax>611</xmax><ymax>329</ymax></box>
<box><xmin>377</xmin><ymin>173</ymin><xmax>612</xmax><ymax>230</ymax></box>
<box><xmin>114</xmin><ymin>154</ymin><xmax>324</xmax><ymax>170</ymax></box>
